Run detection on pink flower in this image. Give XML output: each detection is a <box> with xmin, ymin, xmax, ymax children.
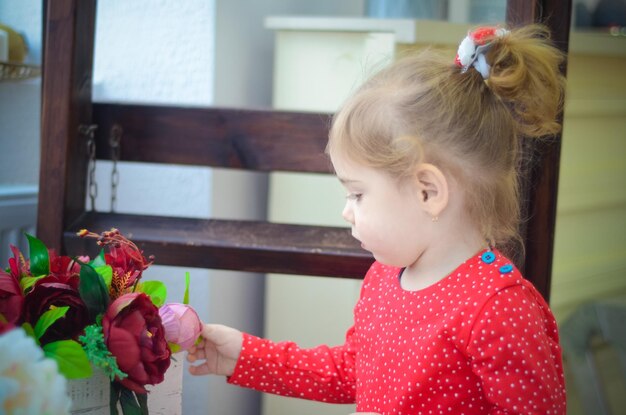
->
<box><xmin>158</xmin><ymin>303</ymin><xmax>202</xmax><ymax>351</ymax></box>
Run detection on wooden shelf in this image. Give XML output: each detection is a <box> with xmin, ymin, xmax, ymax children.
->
<box><xmin>92</xmin><ymin>103</ymin><xmax>334</xmax><ymax>174</ymax></box>
<box><xmin>0</xmin><ymin>61</ymin><xmax>41</xmax><ymax>81</ymax></box>
<box><xmin>64</xmin><ymin>211</ymin><xmax>373</xmax><ymax>278</ymax></box>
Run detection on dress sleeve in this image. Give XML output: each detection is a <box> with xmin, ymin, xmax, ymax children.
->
<box><xmin>226</xmin><ymin>326</ymin><xmax>357</xmax><ymax>403</ymax></box>
<box><xmin>465</xmin><ymin>284</ymin><xmax>567</xmax><ymax>415</ymax></box>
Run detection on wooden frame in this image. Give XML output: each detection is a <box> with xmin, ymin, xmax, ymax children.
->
<box><xmin>38</xmin><ymin>0</ymin><xmax>571</xmax><ymax>299</ymax></box>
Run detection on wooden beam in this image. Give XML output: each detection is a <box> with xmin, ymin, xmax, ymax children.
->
<box><xmin>38</xmin><ymin>0</ymin><xmax>97</xmax><ymax>251</ymax></box>
<box><xmin>64</xmin><ymin>212</ymin><xmax>373</xmax><ymax>278</ymax></box>
<box><xmin>506</xmin><ymin>0</ymin><xmax>572</xmax><ymax>300</ymax></box>
<box><xmin>92</xmin><ymin>103</ymin><xmax>334</xmax><ymax>173</ymax></box>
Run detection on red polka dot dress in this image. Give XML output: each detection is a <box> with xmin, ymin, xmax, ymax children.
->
<box><xmin>228</xmin><ymin>249</ymin><xmax>567</xmax><ymax>414</ymax></box>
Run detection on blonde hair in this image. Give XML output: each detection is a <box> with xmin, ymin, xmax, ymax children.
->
<box><xmin>327</xmin><ymin>24</ymin><xmax>565</xmax><ymax>257</ymax></box>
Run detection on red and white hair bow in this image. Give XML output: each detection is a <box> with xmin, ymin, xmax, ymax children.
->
<box><xmin>455</xmin><ymin>26</ymin><xmax>509</xmax><ymax>79</ymax></box>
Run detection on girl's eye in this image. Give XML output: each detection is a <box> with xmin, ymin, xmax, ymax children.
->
<box><xmin>346</xmin><ymin>193</ymin><xmax>362</xmax><ymax>201</ymax></box>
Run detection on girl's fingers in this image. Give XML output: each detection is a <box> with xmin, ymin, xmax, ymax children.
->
<box><xmin>186</xmin><ymin>346</ymin><xmax>206</xmax><ymax>362</ymax></box>
<box><xmin>188</xmin><ymin>362</ymin><xmax>208</xmax><ymax>376</ymax></box>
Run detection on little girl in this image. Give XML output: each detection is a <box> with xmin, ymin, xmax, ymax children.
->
<box><xmin>187</xmin><ymin>24</ymin><xmax>567</xmax><ymax>414</ymax></box>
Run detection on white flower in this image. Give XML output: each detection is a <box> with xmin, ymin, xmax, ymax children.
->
<box><xmin>0</xmin><ymin>327</ymin><xmax>71</xmax><ymax>415</ymax></box>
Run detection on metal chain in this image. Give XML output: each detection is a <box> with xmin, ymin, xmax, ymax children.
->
<box><xmin>79</xmin><ymin>124</ymin><xmax>98</xmax><ymax>211</ymax></box>
<box><xmin>109</xmin><ymin>124</ymin><xmax>122</xmax><ymax>212</ymax></box>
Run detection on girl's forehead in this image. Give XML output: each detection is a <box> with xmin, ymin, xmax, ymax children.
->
<box><xmin>330</xmin><ymin>152</ymin><xmax>362</xmax><ymax>176</ymax></box>
<box><xmin>332</xmin><ymin>154</ymin><xmax>395</xmax><ymax>186</ymax></box>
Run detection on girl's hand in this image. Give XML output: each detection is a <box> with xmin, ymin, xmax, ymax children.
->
<box><xmin>186</xmin><ymin>324</ymin><xmax>243</xmax><ymax>377</ymax></box>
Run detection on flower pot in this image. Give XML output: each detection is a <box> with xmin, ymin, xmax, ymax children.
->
<box><xmin>146</xmin><ymin>352</ymin><xmax>184</xmax><ymax>415</ymax></box>
<box><xmin>68</xmin><ymin>368</ymin><xmax>110</xmax><ymax>414</ymax></box>
<box><xmin>67</xmin><ymin>353</ymin><xmax>183</xmax><ymax>414</ymax></box>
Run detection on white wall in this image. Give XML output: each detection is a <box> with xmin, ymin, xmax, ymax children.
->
<box><xmin>91</xmin><ymin>2</ymin><xmax>217</xmax><ymax>414</ymax></box>
<box><xmin>211</xmin><ymin>2</ymin><xmax>364</xmax><ymax>414</ymax></box>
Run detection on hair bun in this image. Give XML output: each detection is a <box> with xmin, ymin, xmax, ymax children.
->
<box><xmin>486</xmin><ymin>24</ymin><xmax>566</xmax><ymax>138</ymax></box>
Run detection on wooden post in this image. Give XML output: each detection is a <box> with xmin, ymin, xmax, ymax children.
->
<box><xmin>506</xmin><ymin>0</ymin><xmax>572</xmax><ymax>300</ymax></box>
<box><xmin>38</xmin><ymin>0</ymin><xmax>97</xmax><ymax>251</ymax></box>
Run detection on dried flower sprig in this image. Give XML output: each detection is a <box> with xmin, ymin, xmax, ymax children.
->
<box><xmin>77</xmin><ymin>228</ymin><xmax>155</xmax><ymax>300</ymax></box>
<box><xmin>76</xmin><ymin>228</ymin><xmax>155</xmax><ymax>266</ymax></box>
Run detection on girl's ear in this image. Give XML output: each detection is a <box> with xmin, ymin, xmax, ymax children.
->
<box><xmin>415</xmin><ymin>163</ymin><xmax>449</xmax><ymax>217</ymax></box>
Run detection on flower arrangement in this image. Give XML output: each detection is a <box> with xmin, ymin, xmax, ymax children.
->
<box><xmin>0</xmin><ymin>228</ymin><xmax>203</xmax><ymax>414</ymax></box>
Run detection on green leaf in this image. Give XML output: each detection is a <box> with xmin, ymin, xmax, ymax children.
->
<box><xmin>79</xmin><ymin>262</ymin><xmax>110</xmax><ymax>321</ymax></box>
<box><xmin>136</xmin><ymin>393</ymin><xmax>149</xmax><ymax>415</ymax></box>
<box><xmin>19</xmin><ymin>275</ymin><xmax>44</xmax><ymax>293</ymax></box>
<box><xmin>168</xmin><ymin>342</ymin><xmax>181</xmax><ymax>354</ymax></box>
<box><xmin>89</xmin><ymin>249</ymin><xmax>106</xmax><ymax>268</ymax></box>
<box><xmin>110</xmin><ymin>382</ymin><xmax>122</xmax><ymax>415</ymax></box>
<box><xmin>94</xmin><ymin>264</ymin><xmax>113</xmax><ymax>288</ymax></box>
<box><xmin>119</xmin><ymin>387</ymin><xmax>143</xmax><ymax>415</ymax></box>
<box><xmin>43</xmin><ymin>340</ymin><xmax>93</xmax><ymax>379</ymax></box>
<box><xmin>137</xmin><ymin>280</ymin><xmax>167</xmax><ymax>307</ymax></box>
<box><xmin>34</xmin><ymin>305</ymin><xmax>68</xmax><ymax>341</ymax></box>
<box><xmin>26</xmin><ymin>233</ymin><xmax>49</xmax><ymax>277</ymax></box>
<box><xmin>183</xmin><ymin>271</ymin><xmax>190</xmax><ymax>305</ymax></box>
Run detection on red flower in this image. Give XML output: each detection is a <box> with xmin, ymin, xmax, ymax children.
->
<box><xmin>0</xmin><ymin>269</ymin><xmax>24</xmax><ymax>324</ymax></box>
<box><xmin>102</xmin><ymin>293</ymin><xmax>171</xmax><ymax>393</ymax></box>
<box><xmin>49</xmin><ymin>251</ymin><xmax>82</xmax><ymax>281</ymax></box>
<box><xmin>106</xmin><ymin>244</ymin><xmax>149</xmax><ymax>294</ymax></box>
<box><xmin>77</xmin><ymin>228</ymin><xmax>153</xmax><ymax>300</ymax></box>
<box><xmin>8</xmin><ymin>245</ymin><xmax>29</xmax><ymax>280</ymax></box>
<box><xmin>23</xmin><ymin>275</ymin><xmax>90</xmax><ymax>344</ymax></box>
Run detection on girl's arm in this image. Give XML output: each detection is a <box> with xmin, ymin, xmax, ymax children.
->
<box><xmin>227</xmin><ymin>326</ymin><xmax>358</xmax><ymax>404</ymax></box>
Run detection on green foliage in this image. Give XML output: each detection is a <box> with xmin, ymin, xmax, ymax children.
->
<box><xmin>89</xmin><ymin>250</ymin><xmax>107</xmax><ymax>268</ymax></box>
<box><xmin>25</xmin><ymin>234</ymin><xmax>49</xmax><ymax>277</ymax></box>
<box><xmin>78</xmin><ymin>262</ymin><xmax>110</xmax><ymax>321</ymax></box>
<box><xmin>43</xmin><ymin>339</ymin><xmax>92</xmax><ymax>379</ymax></box>
<box><xmin>168</xmin><ymin>342</ymin><xmax>181</xmax><ymax>354</ymax></box>
<box><xmin>95</xmin><ymin>264</ymin><xmax>113</xmax><ymax>288</ymax></box>
<box><xmin>33</xmin><ymin>306</ymin><xmax>68</xmax><ymax>342</ymax></box>
<box><xmin>79</xmin><ymin>320</ymin><xmax>127</xmax><ymax>381</ymax></box>
<box><xmin>111</xmin><ymin>382</ymin><xmax>148</xmax><ymax>415</ymax></box>
<box><xmin>137</xmin><ymin>281</ymin><xmax>167</xmax><ymax>307</ymax></box>
<box><xmin>88</xmin><ymin>251</ymin><xmax>113</xmax><ymax>288</ymax></box>
<box><xmin>19</xmin><ymin>275</ymin><xmax>44</xmax><ymax>293</ymax></box>
<box><xmin>183</xmin><ymin>272</ymin><xmax>190</xmax><ymax>305</ymax></box>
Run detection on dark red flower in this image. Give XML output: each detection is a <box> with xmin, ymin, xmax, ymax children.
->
<box><xmin>23</xmin><ymin>276</ymin><xmax>90</xmax><ymax>344</ymax></box>
<box><xmin>0</xmin><ymin>269</ymin><xmax>24</xmax><ymax>325</ymax></box>
<box><xmin>102</xmin><ymin>293</ymin><xmax>171</xmax><ymax>393</ymax></box>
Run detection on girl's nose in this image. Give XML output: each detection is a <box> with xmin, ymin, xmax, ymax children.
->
<box><xmin>342</xmin><ymin>202</ymin><xmax>355</xmax><ymax>225</ymax></box>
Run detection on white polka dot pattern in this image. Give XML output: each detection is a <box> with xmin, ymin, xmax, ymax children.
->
<box><xmin>227</xmin><ymin>249</ymin><xmax>567</xmax><ymax>414</ymax></box>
